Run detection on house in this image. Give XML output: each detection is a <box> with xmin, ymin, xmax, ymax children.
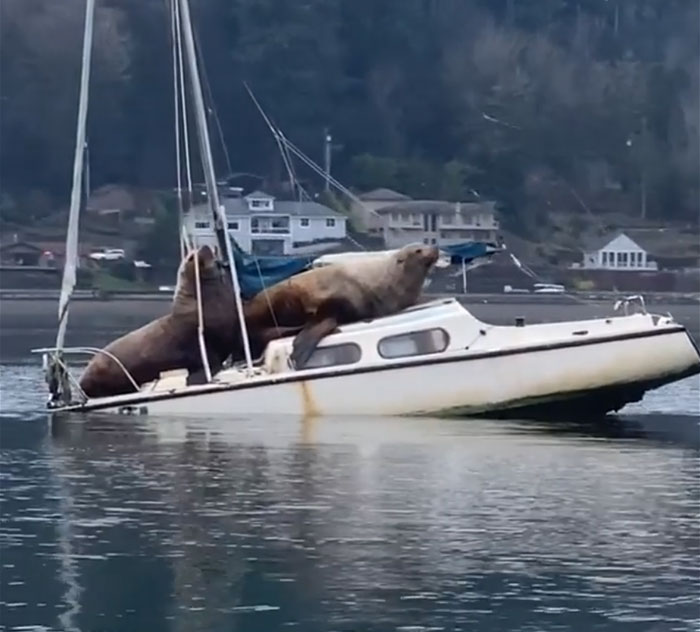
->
<box><xmin>375</xmin><ymin>199</ymin><xmax>500</xmax><ymax>249</ymax></box>
<box><xmin>86</xmin><ymin>184</ymin><xmax>137</xmax><ymax>218</ymax></box>
<box><xmin>578</xmin><ymin>232</ymin><xmax>658</xmax><ymax>271</ymax></box>
<box><xmin>85</xmin><ymin>184</ymin><xmax>156</xmax><ymax>230</ymax></box>
<box><xmin>185</xmin><ymin>189</ymin><xmax>347</xmax><ymax>256</ymax></box>
<box><xmin>0</xmin><ymin>240</ymin><xmax>46</xmax><ymax>266</ymax></box>
<box><xmin>0</xmin><ymin>239</ymin><xmax>96</xmax><ymax>268</ymax></box>
<box><xmin>352</xmin><ymin>188</ymin><xmax>412</xmax><ymax>234</ymax></box>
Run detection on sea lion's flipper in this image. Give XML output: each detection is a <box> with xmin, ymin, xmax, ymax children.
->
<box><xmin>290</xmin><ymin>316</ymin><xmax>338</xmax><ymax>370</ymax></box>
<box><xmin>290</xmin><ymin>297</ymin><xmax>360</xmax><ymax>370</ymax></box>
<box><xmin>186</xmin><ymin>349</ymin><xmax>224</xmax><ymax>385</ymax></box>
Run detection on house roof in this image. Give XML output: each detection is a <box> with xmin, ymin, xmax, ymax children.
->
<box><xmin>0</xmin><ymin>240</ymin><xmax>44</xmax><ymax>254</ymax></box>
<box><xmin>86</xmin><ymin>184</ymin><xmax>137</xmax><ymax>212</ymax></box>
<box><xmin>358</xmin><ymin>188</ymin><xmax>411</xmax><ymax>202</ymax></box>
<box><xmin>245</xmin><ymin>190</ymin><xmax>274</xmax><ymax>200</ymax></box>
<box><xmin>375</xmin><ymin>200</ymin><xmax>496</xmax><ymax>217</ymax></box>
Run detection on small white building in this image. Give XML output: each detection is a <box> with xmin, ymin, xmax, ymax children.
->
<box><xmin>185</xmin><ymin>190</ymin><xmax>347</xmax><ymax>256</ymax></box>
<box><xmin>579</xmin><ymin>232</ymin><xmax>658</xmax><ymax>271</ymax></box>
<box><xmin>375</xmin><ymin>200</ymin><xmax>500</xmax><ymax>249</ymax></box>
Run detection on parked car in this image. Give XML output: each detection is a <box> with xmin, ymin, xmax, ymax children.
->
<box><xmin>89</xmin><ymin>248</ymin><xmax>125</xmax><ymax>261</ymax></box>
<box><xmin>533</xmin><ymin>282</ymin><xmax>566</xmax><ymax>294</ymax></box>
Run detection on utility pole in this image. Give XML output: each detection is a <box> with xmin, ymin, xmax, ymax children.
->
<box><xmin>323</xmin><ymin>127</ymin><xmax>332</xmax><ymax>192</ymax></box>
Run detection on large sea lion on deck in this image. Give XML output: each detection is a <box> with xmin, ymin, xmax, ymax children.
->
<box><xmin>78</xmin><ymin>245</ymin><xmax>239</xmax><ymax>398</ymax></box>
<box><xmin>242</xmin><ymin>243</ymin><xmax>440</xmax><ymax>369</ymax></box>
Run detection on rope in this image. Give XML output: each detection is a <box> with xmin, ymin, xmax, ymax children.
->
<box><xmin>192</xmin><ymin>249</ymin><xmax>213</xmax><ymax>382</ymax></box>
<box><xmin>506</xmin><ymin>250</ymin><xmax>593</xmax><ymax>305</ymax></box>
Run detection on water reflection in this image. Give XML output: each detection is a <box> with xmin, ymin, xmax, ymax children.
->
<box><xmin>1</xmin><ymin>412</ymin><xmax>698</xmax><ymax>631</ymax></box>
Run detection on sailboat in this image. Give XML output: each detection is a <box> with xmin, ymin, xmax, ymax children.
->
<box><xmin>33</xmin><ymin>0</ymin><xmax>700</xmax><ymax>419</ymax></box>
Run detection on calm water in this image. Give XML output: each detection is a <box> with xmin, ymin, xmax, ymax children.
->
<box><xmin>1</xmin><ymin>341</ymin><xmax>699</xmax><ymax>630</ymax></box>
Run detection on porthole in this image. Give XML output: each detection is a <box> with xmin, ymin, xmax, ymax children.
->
<box><xmin>378</xmin><ymin>328</ymin><xmax>449</xmax><ymax>359</ymax></box>
<box><xmin>304</xmin><ymin>343</ymin><xmax>362</xmax><ymax>369</ymax></box>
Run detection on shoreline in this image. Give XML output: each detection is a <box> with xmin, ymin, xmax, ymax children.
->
<box><xmin>1</xmin><ymin>289</ymin><xmax>699</xmax><ymax>305</ymax></box>
<box><xmin>2</xmin><ymin>295</ymin><xmax>698</xmax><ymax>361</ymax></box>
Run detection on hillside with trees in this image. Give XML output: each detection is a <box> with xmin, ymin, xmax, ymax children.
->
<box><xmin>1</xmin><ymin>0</ymin><xmax>698</xmax><ymax>238</ymax></box>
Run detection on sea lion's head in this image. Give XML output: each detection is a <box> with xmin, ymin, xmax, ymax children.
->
<box><xmin>394</xmin><ymin>243</ymin><xmax>440</xmax><ymax>276</ymax></box>
<box><xmin>173</xmin><ymin>245</ymin><xmax>233</xmax><ymax>309</ymax></box>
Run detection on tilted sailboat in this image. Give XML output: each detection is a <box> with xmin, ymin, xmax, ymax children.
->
<box><xmin>34</xmin><ymin>0</ymin><xmax>700</xmax><ymax>419</ymax></box>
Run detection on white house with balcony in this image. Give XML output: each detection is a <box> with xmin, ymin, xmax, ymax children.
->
<box><xmin>185</xmin><ymin>190</ymin><xmax>347</xmax><ymax>256</ymax></box>
<box><xmin>375</xmin><ymin>199</ymin><xmax>500</xmax><ymax>249</ymax></box>
<box><xmin>577</xmin><ymin>232</ymin><xmax>658</xmax><ymax>271</ymax></box>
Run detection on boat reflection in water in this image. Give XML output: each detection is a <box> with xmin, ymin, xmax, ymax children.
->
<box><xmin>19</xmin><ymin>411</ymin><xmax>696</xmax><ymax>631</ymax></box>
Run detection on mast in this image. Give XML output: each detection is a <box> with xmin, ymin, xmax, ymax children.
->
<box><xmin>55</xmin><ymin>0</ymin><xmax>95</xmax><ymax>352</ymax></box>
<box><xmin>177</xmin><ymin>0</ymin><xmax>254</xmax><ymax>373</ymax></box>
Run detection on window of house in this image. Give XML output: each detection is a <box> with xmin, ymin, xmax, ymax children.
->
<box><xmin>300</xmin><ymin>218</ymin><xmax>309</xmax><ymax>227</ymax></box>
<box><xmin>602</xmin><ymin>252</ymin><xmax>608</xmax><ymax>266</ymax></box>
<box><xmin>272</xmin><ymin>217</ymin><xmax>289</xmax><ymax>230</ymax></box>
<box><xmin>303</xmin><ymin>343</ymin><xmax>362</xmax><ymax>369</ymax></box>
<box><xmin>618</xmin><ymin>252</ymin><xmax>628</xmax><ymax>267</ymax></box>
<box><xmin>326</xmin><ymin>218</ymin><xmax>336</xmax><ymax>227</ymax></box>
<box><xmin>227</xmin><ymin>221</ymin><xmax>239</xmax><ymax>230</ymax></box>
<box><xmin>378</xmin><ymin>328</ymin><xmax>449</xmax><ymax>359</ymax></box>
<box><xmin>194</xmin><ymin>221</ymin><xmax>210</xmax><ymax>229</ymax></box>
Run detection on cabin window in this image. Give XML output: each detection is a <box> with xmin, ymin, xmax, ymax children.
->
<box><xmin>303</xmin><ymin>343</ymin><xmax>362</xmax><ymax>369</ymax></box>
<box><xmin>227</xmin><ymin>221</ymin><xmax>239</xmax><ymax>230</ymax></box>
<box><xmin>378</xmin><ymin>328</ymin><xmax>449</xmax><ymax>359</ymax></box>
<box><xmin>326</xmin><ymin>218</ymin><xmax>336</xmax><ymax>227</ymax></box>
<box><xmin>300</xmin><ymin>218</ymin><xmax>309</xmax><ymax>227</ymax></box>
<box><xmin>194</xmin><ymin>221</ymin><xmax>210</xmax><ymax>229</ymax></box>
<box><xmin>617</xmin><ymin>252</ymin><xmax>628</xmax><ymax>267</ymax></box>
<box><xmin>601</xmin><ymin>252</ymin><xmax>608</xmax><ymax>266</ymax></box>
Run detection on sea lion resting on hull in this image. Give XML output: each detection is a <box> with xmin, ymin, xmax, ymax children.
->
<box><xmin>78</xmin><ymin>245</ymin><xmax>239</xmax><ymax>398</ymax></box>
<box><xmin>243</xmin><ymin>243</ymin><xmax>440</xmax><ymax>369</ymax></box>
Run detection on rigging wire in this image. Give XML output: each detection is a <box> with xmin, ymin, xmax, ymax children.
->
<box><xmin>243</xmin><ymin>81</ymin><xmax>307</xmax><ymax>203</ymax></box>
<box><xmin>192</xmin><ymin>23</ymin><xmax>233</xmax><ymax>179</ymax></box>
<box><xmin>174</xmin><ymin>0</ymin><xmax>194</xmax><ymax>204</ymax></box>
<box><xmin>170</xmin><ymin>0</ymin><xmax>187</xmax><ymax>258</ymax></box>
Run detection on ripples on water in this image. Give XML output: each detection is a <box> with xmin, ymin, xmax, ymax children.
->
<box><xmin>0</xmin><ymin>363</ymin><xmax>699</xmax><ymax>632</ymax></box>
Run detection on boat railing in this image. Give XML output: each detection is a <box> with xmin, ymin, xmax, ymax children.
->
<box><xmin>613</xmin><ymin>295</ymin><xmax>648</xmax><ymax>316</ymax></box>
<box><xmin>31</xmin><ymin>346</ymin><xmax>141</xmax><ymax>405</ymax></box>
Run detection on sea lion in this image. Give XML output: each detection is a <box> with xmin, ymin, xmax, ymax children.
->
<box><xmin>242</xmin><ymin>243</ymin><xmax>440</xmax><ymax>369</ymax></box>
<box><xmin>78</xmin><ymin>245</ymin><xmax>239</xmax><ymax>398</ymax></box>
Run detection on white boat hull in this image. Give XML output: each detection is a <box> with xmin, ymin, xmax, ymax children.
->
<box><xmin>55</xmin><ymin>300</ymin><xmax>700</xmax><ymax>419</ymax></box>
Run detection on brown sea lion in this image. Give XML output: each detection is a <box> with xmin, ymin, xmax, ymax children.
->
<box><xmin>78</xmin><ymin>245</ymin><xmax>239</xmax><ymax>398</ymax></box>
<box><xmin>242</xmin><ymin>243</ymin><xmax>440</xmax><ymax>369</ymax></box>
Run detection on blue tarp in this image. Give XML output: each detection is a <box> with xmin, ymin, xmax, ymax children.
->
<box><xmin>441</xmin><ymin>241</ymin><xmax>501</xmax><ymax>265</ymax></box>
<box><xmin>228</xmin><ymin>239</ymin><xmax>314</xmax><ymax>299</ymax></box>
<box><xmin>226</xmin><ymin>237</ymin><xmax>501</xmax><ymax>300</ymax></box>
